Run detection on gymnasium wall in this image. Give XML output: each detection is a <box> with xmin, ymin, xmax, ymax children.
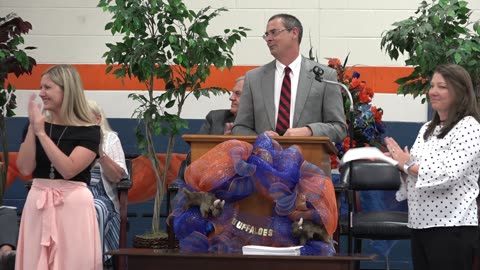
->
<box><xmin>4</xmin><ymin>0</ymin><xmax>479</xmax><ymax>124</ymax></box>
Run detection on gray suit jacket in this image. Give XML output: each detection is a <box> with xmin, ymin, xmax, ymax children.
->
<box><xmin>197</xmin><ymin>109</ymin><xmax>235</xmax><ymax>135</ymax></box>
<box><xmin>232</xmin><ymin>56</ymin><xmax>347</xmax><ymax>142</ymax></box>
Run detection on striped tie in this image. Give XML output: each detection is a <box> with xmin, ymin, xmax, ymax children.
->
<box><xmin>276</xmin><ymin>66</ymin><xmax>291</xmax><ymax>135</ymax></box>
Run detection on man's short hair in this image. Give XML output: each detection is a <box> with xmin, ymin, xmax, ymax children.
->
<box><xmin>268</xmin><ymin>14</ymin><xmax>303</xmax><ymax>45</ymax></box>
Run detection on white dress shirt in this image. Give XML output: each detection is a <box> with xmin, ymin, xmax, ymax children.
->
<box><xmin>274</xmin><ymin>54</ymin><xmax>302</xmax><ymax>127</ymax></box>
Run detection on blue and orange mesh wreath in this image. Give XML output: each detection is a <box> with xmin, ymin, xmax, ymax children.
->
<box><xmin>167</xmin><ymin>133</ymin><xmax>338</xmax><ymax>255</ymax></box>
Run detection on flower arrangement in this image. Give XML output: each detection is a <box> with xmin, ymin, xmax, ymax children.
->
<box><xmin>326</xmin><ymin>56</ymin><xmax>387</xmax><ymax>168</ymax></box>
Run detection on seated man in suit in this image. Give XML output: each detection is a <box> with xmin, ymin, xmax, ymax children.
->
<box><xmin>232</xmin><ymin>13</ymin><xmax>346</xmax><ymax>142</ymax></box>
<box><xmin>175</xmin><ymin>76</ymin><xmax>245</xmax><ymax>180</ymax></box>
<box><xmin>197</xmin><ymin>76</ymin><xmax>244</xmax><ymax>135</ymax></box>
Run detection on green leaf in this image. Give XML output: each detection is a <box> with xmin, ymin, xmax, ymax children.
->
<box><xmin>474</xmin><ymin>22</ymin><xmax>480</xmax><ymax>35</ymax></box>
<box><xmin>165</xmin><ymin>99</ymin><xmax>175</xmax><ymax>108</ymax></box>
<box><xmin>105</xmin><ymin>22</ymin><xmax>114</xmax><ymax>30</ymax></box>
<box><xmin>454</xmin><ymin>52</ymin><xmax>462</xmax><ymax>64</ymax></box>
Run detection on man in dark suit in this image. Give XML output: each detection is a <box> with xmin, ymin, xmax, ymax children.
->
<box><xmin>176</xmin><ymin>76</ymin><xmax>244</xmax><ymax>179</ymax></box>
<box><xmin>232</xmin><ymin>14</ymin><xmax>347</xmax><ymax>142</ymax></box>
<box><xmin>197</xmin><ymin>76</ymin><xmax>244</xmax><ymax>135</ymax></box>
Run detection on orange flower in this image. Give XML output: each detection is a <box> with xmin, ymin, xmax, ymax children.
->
<box><xmin>328</xmin><ymin>58</ymin><xmax>341</xmax><ymax>68</ymax></box>
<box><xmin>342</xmin><ymin>137</ymin><xmax>357</xmax><ymax>152</ymax></box>
<box><xmin>349</xmin><ymin>78</ymin><xmax>361</xmax><ymax>90</ymax></box>
<box><xmin>358</xmin><ymin>81</ymin><xmax>367</xmax><ymax>91</ymax></box>
<box><xmin>371</xmin><ymin>106</ymin><xmax>383</xmax><ymax>122</ymax></box>
<box><xmin>330</xmin><ymin>154</ymin><xmax>339</xmax><ymax>169</ymax></box>
<box><xmin>366</xmin><ymin>86</ymin><xmax>374</xmax><ymax>98</ymax></box>
<box><xmin>359</xmin><ymin>88</ymin><xmax>372</xmax><ymax>103</ymax></box>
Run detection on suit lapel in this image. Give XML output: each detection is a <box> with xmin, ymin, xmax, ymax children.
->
<box><xmin>294</xmin><ymin>57</ymin><xmax>314</xmax><ymax>127</ymax></box>
<box><xmin>262</xmin><ymin>61</ymin><xmax>276</xmax><ymax>130</ymax></box>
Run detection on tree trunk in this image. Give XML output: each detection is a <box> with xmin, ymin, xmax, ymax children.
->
<box><xmin>152</xmin><ymin>134</ymin><xmax>176</xmax><ymax>233</ymax></box>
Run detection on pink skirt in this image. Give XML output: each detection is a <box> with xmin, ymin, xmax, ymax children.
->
<box><xmin>15</xmin><ymin>178</ymin><xmax>102</xmax><ymax>270</ymax></box>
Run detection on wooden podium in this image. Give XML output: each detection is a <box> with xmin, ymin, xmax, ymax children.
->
<box><xmin>183</xmin><ymin>135</ymin><xmax>338</xmax><ymax>239</ymax></box>
<box><xmin>182</xmin><ymin>134</ymin><xmax>338</xmax><ymax>217</ymax></box>
<box><xmin>108</xmin><ymin>135</ymin><xmax>376</xmax><ymax>270</ymax></box>
<box><xmin>182</xmin><ymin>134</ymin><xmax>337</xmax><ymax>177</ymax></box>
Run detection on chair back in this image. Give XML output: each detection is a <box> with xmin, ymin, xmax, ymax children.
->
<box><xmin>340</xmin><ymin>160</ymin><xmax>409</xmax><ymax>259</ymax></box>
<box><xmin>116</xmin><ymin>156</ymin><xmax>134</xmax><ymax>270</ymax></box>
<box><xmin>117</xmin><ymin>158</ymin><xmax>132</xmax><ymax>189</ymax></box>
<box><xmin>342</xmin><ymin>160</ymin><xmax>401</xmax><ymax>191</ymax></box>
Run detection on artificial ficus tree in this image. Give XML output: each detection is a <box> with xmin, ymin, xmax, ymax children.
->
<box><xmin>381</xmin><ymin>0</ymin><xmax>480</xmax><ymax>102</ymax></box>
<box><xmin>98</xmin><ymin>0</ymin><xmax>249</xmax><ymax>233</ymax></box>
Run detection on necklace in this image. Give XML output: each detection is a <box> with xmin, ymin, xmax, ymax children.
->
<box><xmin>49</xmin><ymin>123</ymin><xmax>68</xmax><ymax>179</ymax></box>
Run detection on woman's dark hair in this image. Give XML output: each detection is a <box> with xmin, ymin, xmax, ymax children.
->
<box><xmin>424</xmin><ymin>64</ymin><xmax>480</xmax><ymax>139</ymax></box>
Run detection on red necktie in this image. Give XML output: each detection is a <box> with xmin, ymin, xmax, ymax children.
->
<box><xmin>276</xmin><ymin>66</ymin><xmax>291</xmax><ymax>135</ymax></box>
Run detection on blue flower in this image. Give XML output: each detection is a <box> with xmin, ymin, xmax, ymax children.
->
<box><xmin>362</xmin><ymin>125</ymin><xmax>376</xmax><ymax>141</ymax></box>
<box><xmin>355</xmin><ymin>117</ymin><xmax>365</xmax><ymax>127</ymax></box>
<box><xmin>375</xmin><ymin>122</ymin><xmax>386</xmax><ymax>135</ymax></box>
<box><xmin>335</xmin><ymin>142</ymin><xmax>345</xmax><ymax>156</ymax></box>
<box><xmin>352</xmin><ymin>71</ymin><xmax>360</xmax><ymax>79</ymax></box>
<box><xmin>358</xmin><ymin>104</ymin><xmax>372</xmax><ymax>119</ymax></box>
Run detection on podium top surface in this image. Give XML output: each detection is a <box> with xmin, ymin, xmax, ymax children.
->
<box><xmin>108</xmin><ymin>248</ymin><xmax>376</xmax><ymax>261</ymax></box>
<box><xmin>182</xmin><ymin>134</ymin><xmax>337</xmax><ymax>155</ymax></box>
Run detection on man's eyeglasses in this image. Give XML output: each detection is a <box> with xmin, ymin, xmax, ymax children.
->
<box><xmin>262</xmin><ymin>28</ymin><xmax>292</xmax><ymax>40</ymax></box>
<box><xmin>230</xmin><ymin>90</ymin><xmax>241</xmax><ymax>98</ymax></box>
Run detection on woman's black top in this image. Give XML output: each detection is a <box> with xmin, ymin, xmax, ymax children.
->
<box><xmin>22</xmin><ymin>122</ymin><xmax>100</xmax><ymax>184</ymax></box>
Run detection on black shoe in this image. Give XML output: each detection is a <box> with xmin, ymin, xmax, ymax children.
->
<box><xmin>0</xmin><ymin>251</ymin><xmax>15</xmax><ymax>270</ymax></box>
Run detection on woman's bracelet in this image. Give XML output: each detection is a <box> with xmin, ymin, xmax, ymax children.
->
<box><xmin>402</xmin><ymin>159</ymin><xmax>416</xmax><ymax>175</ymax></box>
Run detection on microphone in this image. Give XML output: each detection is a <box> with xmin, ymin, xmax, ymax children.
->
<box><xmin>313</xmin><ymin>66</ymin><xmax>356</xmax><ymax>255</ymax></box>
<box><xmin>312</xmin><ymin>65</ymin><xmax>355</xmax><ymax>149</ymax></box>
<box><xmin>312</xmin><ymin>66</ymin><xmax>324</xmax><ymax>82</ymax></box>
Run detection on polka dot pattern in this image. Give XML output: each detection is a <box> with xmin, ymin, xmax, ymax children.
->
<box><xmin>396</xmin><ymin>116</ymin><xmax>480</xmax><ymax>229</ymax></box>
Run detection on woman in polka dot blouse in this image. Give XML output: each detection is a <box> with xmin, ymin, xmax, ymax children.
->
<box><xmin>385</xmin><ymin>64</ymin><xmax>480</xmax><ymax>270</ymax></box>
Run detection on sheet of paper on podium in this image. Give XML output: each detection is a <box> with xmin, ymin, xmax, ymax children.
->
<box><xmin>242</xmin><ymin>245</ymin><xmax>303</xmax><ymax>256</ymax></box>
<box><xmin>340</xmin><ymin>147</ymin><xmax>398</xmax><ymax>166</ymax></box>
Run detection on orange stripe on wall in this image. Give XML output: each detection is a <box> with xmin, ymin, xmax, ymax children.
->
<box><xmin>7</xmin><ymin>64</ymin><xmax>413</xmax><ymax>94</ymax></box>
<box><xmin>345</xmin><ymin>66</ymin><xmax>414</xmax><ymax>95</ymax></box>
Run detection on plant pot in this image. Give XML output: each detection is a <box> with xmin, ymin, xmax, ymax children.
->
<box><xmin>133</xmin><ymin>232</ymin><xmax>178</xmax><ymax>249</ymax></box>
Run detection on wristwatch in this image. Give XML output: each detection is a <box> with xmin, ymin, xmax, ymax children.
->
<box><xmin>403</xmin><ymin>159</ymin><xmax>416</xmax><ymax>175</ymax></box>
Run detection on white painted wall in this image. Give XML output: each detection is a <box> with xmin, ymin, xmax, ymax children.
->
<box><xmin>2</xmin><ymin>0</ymin><xmax>478</xmax><ymax>122</ymax></box>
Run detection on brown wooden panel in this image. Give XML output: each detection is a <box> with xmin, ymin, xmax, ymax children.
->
<box><xmin>109</xmin><ymin>248</ymin><xmax>376</xmax><ymax>270</ymax></box>
<box><xmin>182</xmin><ymin>135</ymin><xmax>336</xmax><ymax>177</ymax></box>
